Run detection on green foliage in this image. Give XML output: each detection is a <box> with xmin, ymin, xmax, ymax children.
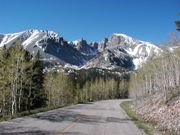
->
<box><xmin>44</xmin><ymin>71</ymin><xmax>75</xmax><ymax>107</ymax></box>
<box><xmin>44</xmin><ymin>69</ymin><xmax>129</xmax><ymax>107</ymax></box>
<box><xmin>22</xmin><ymin>51</ymin><xmax>46</xmax><ymax>112</ymax></box>
<box><xmin>0</xmin><ymin>42</ymin><xmax>46</xmax><ymax>116</ymax></box>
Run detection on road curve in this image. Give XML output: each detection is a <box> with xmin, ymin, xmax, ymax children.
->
<box><xmin>0</xmin><ymin>100</ymin><xmax>145</xmax><ymax>135</ymax></box>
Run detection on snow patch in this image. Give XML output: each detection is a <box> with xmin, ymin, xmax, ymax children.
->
<box><xmin>0</xmin><ymin>32</ymin><xmax>24</xmax><ymax>47</ymax></box>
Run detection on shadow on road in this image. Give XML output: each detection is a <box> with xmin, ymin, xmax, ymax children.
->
<box><xmin>31</xmin><ymin>108</ymin><xmax>132</xmax><ymax>124</ymax></box>
<box><xmin>0</xmin><ymin>125</ymin><xmax>53</xmax><ymax>135</ymax></box>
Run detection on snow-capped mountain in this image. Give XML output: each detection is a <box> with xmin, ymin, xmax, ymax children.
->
<box><xmin>97</xmin><ymin>33</ymin><xmax>162</xmax><ymax>69</ymax></box>
<box><xmin>0</xmin><ymin>29</ymin><xmax>86</xmax><ymax>66</ymax></box>
<box><xmin>0</xmin><ymin>29</ymin><xmax>162</xmax><ymax>70</ymax></box>
<box><xmin>83</xmin><ymin>47</ymin><xmax>134</xmax><ymax>70</ymax></box>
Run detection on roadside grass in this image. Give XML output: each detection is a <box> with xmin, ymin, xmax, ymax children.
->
<box><xmin>120</xmin><ymin>101</ymin><xmax>154</xmax><ymax>135</ymax></box>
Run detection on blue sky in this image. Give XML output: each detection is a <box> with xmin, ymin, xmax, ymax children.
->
<box><xmin>0</xmin><ymin>0</ymin><xmax>179</xmax><ymax>44</ymax></box>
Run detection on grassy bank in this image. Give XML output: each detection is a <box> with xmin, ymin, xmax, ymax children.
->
<box><xmin>120</xmin><ymin>101</ymin><xmax>154</xmax><ymax>135</ymax></box>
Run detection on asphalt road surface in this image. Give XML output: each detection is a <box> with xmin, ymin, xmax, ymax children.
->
<box><xmin>0</xmin><ymin>100</ymin><xmax>145</xmax><ymax>135</ymax></box>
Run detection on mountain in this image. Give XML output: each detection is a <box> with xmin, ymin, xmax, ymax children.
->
<box><xmin>83</xmin><ymin>47</ymin><xmax>134</xmax><ymax>70</ymax></box>
<box><xmin>69</xmin><ymin>38</ymin><xmax>98</xmax><ymax>56</ymax></box>
<box><xmin>96</xmin><ymin>33</ymin><xmax>161</xmax><ymax>68</ymax></box>
<box><xmin>0</xmin><ymin>29</ymin><xmax>162</xmax><ymax>70</ymax></box>
<box><xmin>0</xmin><ymin>30</ymin><xmax>86</xmax><ymax>66</ymax></box>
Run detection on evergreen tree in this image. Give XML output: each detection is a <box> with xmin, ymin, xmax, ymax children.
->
<box><xmin>23</xmin><ymin>51</ymin><xmax>46</xmax><ymax>113</ymax></box>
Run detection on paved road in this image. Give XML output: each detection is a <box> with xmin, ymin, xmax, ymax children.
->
<box><xmin>0</xmin><ymin>100</ymin><xmax>145</xmax><ymax>135</ymax></box>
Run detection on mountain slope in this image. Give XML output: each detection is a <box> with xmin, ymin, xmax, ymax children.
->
<box><xmin>83</xmin><ymin>47</ymin><xmax>134</xmax><ymax>69</ymax></box>
<box><xmin>98</xmin><ymin>33</ymin><xmax>162</xmax><ymax>68</ymax></box>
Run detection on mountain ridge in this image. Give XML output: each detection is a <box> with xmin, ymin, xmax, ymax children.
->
<box><xmin>0</xmin><ymin>29</ymin><xmax>162</xmax><ymax>70</ymax></box>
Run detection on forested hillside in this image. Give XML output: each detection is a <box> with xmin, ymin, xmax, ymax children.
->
<box><xmin>129</xmin><ymin>42</ymin><xmax>180</xmax><ymax>133</ymax></box>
